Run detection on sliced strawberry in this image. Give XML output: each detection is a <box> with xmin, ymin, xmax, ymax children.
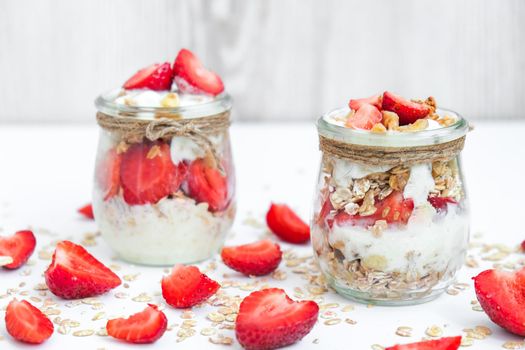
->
<box><xmin>381</xmin><ymin>91</ymin><xmax>430</xmax><ymax>125</ymax></box>
<box><xmin>315</xmin><ymin>197</ymin><xmax>334</xmax><ymax>228</ymax></box>
<box><xmin>44</xmin><ymin>240</ymin><xmax>121</xmax><ymax>299</ymax></box>
<box><xmin>173</xmin><ymin>49</ymin><xmax>224</xmax><ymax>96</ymax></box>
<box><xmin>120</xmin><ymin>141</ymin><xmax>180</xmax><ymax>205</ymax></box>
<box><xmin>5</xmin><ymin>299</ymin><xmax>54</xmax><ymax>344</ymax></box>
<box><xmin>0</xmin><ymin>230</ymin><xmax>36</xmax><ymax>269</ymax></box>
<box><xmin>385</xmin><ymin>336</ymin><xmax>462</xmax><ymax>350</ymax></box>
<box><xmin>221</xmin><ymin>240</ymin><xmax>282</xmax><ymax>276</ymax></box>
<box><xmin>334</xmin><ymin>191</ymin><xmax>414</xmax><ymax>227</ymax></box>
<box><xmin>123</xmin><ymin>62</ymin><xmax>173</xmax><ymax>91</ymax></box>
<box><xmin>187</xmin><ymin>158</ymin><xmax>229</xmax><ymax>212</ymax></box>
<box><xmin>473</xmin><ymin>267</ymin><xmax>525</xmax><ymax>336</ymax></box>
<box><xmin>345</xmin><ymin>104</ymin><xmax>383</xmax><ymax>130</ymax></box>
<box><xmin>428</xmin><ymin>196</ymin><xmax>458</xmax><ymax>213</ymax></box>
<box><xmin>235</xmin><ymin>288</ymin><xmax>319</xmax><ymax>350</ymax></box>
<box><xmin>348</xmin><ymin>94</ymin><xmax>382</xmax><ymax>111</ymax></box>
<box><xmin>97</xmin><ymin>148</ymin><xmax>121</xmax><ymax>201</ymax></box>
<box><xmin>161</xmin><ymin>264</ymin><xmax>220</xmax><ymax>308</ymax></box>
<box><xmin>521</xmin><ymin>240</ymin><xmax>525</xmax><ymax>252</ymax></box>
<box><xmin>106</xmin><ymin>304</ymin><xmax>167</xmax><ymax>344</ymax></box>
<box><xmin>78</xmin><ymin>203</ymin><xmax>94</xmax><ymax>219</ymax></box>
<box><xmin>266</xmin><ymin>203</ymin><xmax>310</xmax><ymax>244</ymax></box>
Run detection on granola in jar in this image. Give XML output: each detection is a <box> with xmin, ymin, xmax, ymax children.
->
<box><xmin>312</xmin><ymin>91</ymin><xmax>470</xmax><ymax>305</ymax></box>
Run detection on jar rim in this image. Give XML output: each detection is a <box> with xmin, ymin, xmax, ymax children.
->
<box><xmin>94</xmin><ymin>89</ymin><xmax>233</xmax><ymax>120</ymax></box>
<box><xmin>317</xmin><ymin>107</ymin><xmax>469</xmax><ymax>147</ymax></box>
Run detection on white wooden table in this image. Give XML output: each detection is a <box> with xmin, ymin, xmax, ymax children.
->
<box><xmin>1</xmin><ymin>121</ymin><xmax>524</xmax><ymax>349</ymax></box>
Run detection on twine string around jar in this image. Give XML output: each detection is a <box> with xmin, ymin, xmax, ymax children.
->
<box><xmin>96</xmin><ymin>111</ymin><xmax>230</xmax><ymax>175</ymax></box>
<box><xmin>318</xmin><ymin>134</ymin><xmax>466</xmax><ymax>166</ymax></box>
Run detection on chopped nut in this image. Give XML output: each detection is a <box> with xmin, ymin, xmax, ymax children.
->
<box><xmin>146</xmin><ymin>145</ymin><xmax>161</xmax><ymax>159</ymax></box>
<box><xmin>362</xmin><ymin>255</ymin><xmax>387</xmax><ymax>271</ymax></box>
<box><xmin>382</xmin><ymin>111</ymin><xmax>399</xmax><ymax>130</ymax></box>
<box><xmin>160</xmin><ymin>93</ymin><xmax>179</xmax><ymax>108</ymax></box>
<box><xmin>371</xmin><ymin>123</ymin><xmax>387</xmax><ymax>133</ymax></box>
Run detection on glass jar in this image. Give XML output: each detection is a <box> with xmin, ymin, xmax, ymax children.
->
<box><xmin>312</xmin><ymin>107</ymin><xmax>470</xmax><ymax>305</ymax></box>
<box><xmin>93</xmin><ymin>91</ymin><xmax>235</xmax><ymax>266</ymax></box>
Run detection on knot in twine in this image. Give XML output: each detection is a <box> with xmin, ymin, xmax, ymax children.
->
<box><xmin>318</xmin><ymin>134</ymin><xmax>466</xmax><ymax>166</ymax></box>
<box><xmin>96</xmin><ymin>111</ymin><xmax>230</xmax><ymax>174</ymax></box>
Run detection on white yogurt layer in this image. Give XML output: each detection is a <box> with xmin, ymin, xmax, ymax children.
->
<box><xmin>114</xmin><ymin>89</ymin><xmax>214</xmax><ymax>108</ymax></box>
<box><xmin>403</xmin><ymin>163</ymin><xmax>435</xmax><ymax>206</ymax></box>
<box><xmin>329</xmin><ymin>204</ymin><xmax>469</xmax><ymax>275</ymax></box>
<box><xmin>92</xmin><ymin>190</ymin><xmax>232</xmax><ymax>265</ymax></box>
<box><xmin>170</xmin><ymin>136</ymin><xmax>205</xmax><ymax>163</ymax></box>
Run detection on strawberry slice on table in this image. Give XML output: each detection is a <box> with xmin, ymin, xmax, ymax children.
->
<box><xmin>428</xmin><ymin>196</ymin><xmax>458</xmax><ymax>213</ymax></box>
<box><xmin>266</xmin><ymin>203</ymin><xmax>310</xmax><ymax>244</ymax></box>
<box><xmin>5</xmin><ymin>299</ymin><xmax>54</xmax><ymax>344</ymax></box>
<box><xmin>221</xmin><ymin>240</ymin><xmax>282</xmax><ymax>276</ymax></box>
<box><xmin>97</xmin><ymin>148</ymin><xmax>121</xmax><ymax>201</ymax></box>
<box><xmin>161</xmin><ymin>264</ymin><xmax>220</xmax><ymax>308</ymax></box>
<box><xmin>381</xmin><ymin>91</ymin><xmax>430</xmax><ymax>125</ymax></box>
<box><xmin>348</xmin><ymin>94</ymin><xmax>382</xmax><ymax>111</ymax></box>
<box><xmin>106</xmin><ymin>304</ymin><xmax>167</xmax><ymax>344</ymax></box>
<box><xmin>123</xmin><ymin>62</ymin><xmax>174</xmax><ymax>91</ymax></box>
<box><xmin>345</xmin><ymin>104</ymin><xmax>383</xmax><ymax>130</ymax></box>
<box><xmin>120</xmin><ymin>141</ymin><xmax>180</xmax><ymax>205</ymax></box>
<box><xmin>0</xmin><ymin>230</ymin><xmax>36</xmax><ymax>269</ymax></box>
<box><xmin>235</xmin><ymin>288</ymin><xmax>319</xmax><ymax>350</ymax></box>
<box><xmin>173</xmin><ymin>48</ymin><xmax>225</xmax><ymax>96</ymax></box>
<box><xmin>78</xmin><ymin>203</ymin><xmax>94</xmax><ymax>219</ymax></box>
<box><xmin>473</xmin><ymin>267</ymin><xmax>525</xmax><ymax>336</ymax></box>
<box><xmin>385</xmin><ymin>336</ymin><xmax>462</xmax><ymax>350</ymax></box>
<box><xmin>187</xmin><ymin>158</ymin><xmax>229</xmax><ymax>212</ymax></box>
<box><xmin>44</xmin><ymin>240</ymin><xmax>121</xmax><ymax>299</ymax></box>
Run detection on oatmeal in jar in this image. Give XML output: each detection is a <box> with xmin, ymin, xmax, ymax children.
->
<box><xmin>93</xmin><ymin>49</ymin><xmax>235</xmax><ymax>266</ymax></box>
<box><xmin>312</xmin><ymin>91</ymin><xmax>469</xmax><ymax>305</ymax></box>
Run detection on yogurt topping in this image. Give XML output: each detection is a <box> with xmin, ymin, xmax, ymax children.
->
<box><xmin>114</xmin><ymin>89</ymin><xmax>214</xmax><ymax>108</ymax></box>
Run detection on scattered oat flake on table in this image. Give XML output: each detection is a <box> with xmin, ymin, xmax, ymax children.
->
<box><xmin>73</xmin><ymin>329</ymin><xmax>95</xmax><ymax>337</ymax></box>
<box><xmin>425</xmin><ymin>325</ymin><xmax>443</xmax><ymax>337</ymax></box>
<box><xmin>395</xmin><ymin>326</ymin><xmax>413</xmax><ymax>337</ymax></box>
<box><xmin>503</xmin><ymin>341</ymin><xmax>525</xmax><ymax>349</ymax></box>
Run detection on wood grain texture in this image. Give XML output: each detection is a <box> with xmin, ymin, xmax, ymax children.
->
<box><xmin>0</xmin><ymin>0</ymin><xmax>524</xmax><ymax>122</ymax></box>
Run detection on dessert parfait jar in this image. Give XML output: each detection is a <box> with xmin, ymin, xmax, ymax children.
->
<box><xmin>311</xmin><ymin>92</ymin><xmax>470</xmax><ymax>305</ymax></box>
<box><xmin>93</xmin><ymin>92</ymin><xmax>235</xmax><ymax>265</ymax></box>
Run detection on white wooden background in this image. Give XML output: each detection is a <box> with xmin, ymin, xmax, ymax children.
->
<box><xmin>0</xmin><ymin>0</ymin><xmax>524</xmax><ymax>123</ymax></box>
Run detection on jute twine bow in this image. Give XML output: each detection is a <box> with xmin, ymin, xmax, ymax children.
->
<box><xmin>319</xmin><ymin>134</ymin><xmax>466</xmax><ymax>166</ymax></box>
<box><xmin>96</xmin><ymin>111</ymin><xmax>231</xmax><ymax>174</ymax></box>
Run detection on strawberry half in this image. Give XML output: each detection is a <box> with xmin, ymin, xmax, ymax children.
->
<box><xmin>120</xmin><ymin>141</ymin><xmax>182</xmax><ymax>205</ymax></box>
<box><xmin>473</xmin><ymin>267</ymin><xmax>525</xmax><ymax>336</ymax></box>
<box><xmin>345</xmin><ymin>104</ymin><xmax>383</xmax><ymax>130</ymax></box>
<box><xmin>78</xmin><ymin>203</ymin><xmax>94</xmax><ymax>219</ymax></box>
<box><xmin>97</xmin><ymin>148</ymin><xmax>121</xmax><ymax>201</ymax></box>
<box><xmin>0</xmin><ymin>230</ymin><xmax>36</xmax><ymax>269</ymax></box>
<box><xmin>161</xmin><ymin>264</ymin><xmax>220</xmax><ymax>308</ymax></box>
<box><xmin>221</xmin><ymin>240</ymin><xmax>282</xmax><ymax>276</ymax></box>
<box><xmin>123</xmin><ymin>62</ymin><xmax>173</xmax><ymax>91</ymax></box>
<box><xmin>173</xmin><ymin>48</ymin><xmax>224</xmax><ymax>96</ymax></box>
<box><xmin>385</xmin><ymin>336</ymin><xmax>462</xmax><ymax>350</ymax></box>
<box><xmin>5</xmin><ymin>299</ymin><xmax>54</xmax><ymax>344</ymax></box>
<box><xmin>428</xmin><ymin>196</ymin><xmax>458</xmax><ymax>213</ymax></box>
<box><xmin>235</xmin><ymin>288</ymin><xmax>319</xmax><ymax>350</ymax></box>
<box><xmin>381</xmin><ymin>91</ymin><xmax>430</xmax><ymax>125</ymax></box>
<box><xmin>266</xmin><ymin>203</ymin><xmax>310</xmax><ymax>244</ymax></box>
<box><xmin>348</xmin><ymin>94</ymin><xmax>382</xmax><ymax>111</ymax></box>
<box><xmin>106</xmin><ymin>304</ymin><xmax>167</xmax><ymax>344</ymax></box>
<box><xmin>187</xmin><ymin>158</ymin><xmax>229</xmax><ymax>212</ymax></box>
<box><xmin>44</xmin><ymin>240</ymin><xmax>121</xmax><ymax>299</ymax></box>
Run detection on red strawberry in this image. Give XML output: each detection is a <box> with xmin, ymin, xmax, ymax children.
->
<box><xmin>123</xmin><ymin>62</ymin><xmax>173</xmax><ymax>91</ymax></box>
<box><xmin>345</xmin><ymin>104</ymin><xmax>382</xmax><ymax>130</ymax></box>
<box><xmin>187</xmin><ymin>158</ymin><xmax>229</xmax><ymax>212</ymax></box>
<box><xmin>266</xmin><ymin>203</ymin><xmax>310</xmax><ymax>244</ymax></box>
<box><xmin>381</xmin><ymin>91</ymin><xmax>430</xmax><ymax>125</ymax></box>
<box><xmin>173</xmin><ymin>48</ymin><xmax>224</xmax><ymax>96</ymax></box>
<box><xmin>97</xmin><ymin>148</ymin><xmax>121</xmax><ymax>201</ymax></box>
<box><xmin>315</xmin><ymin>197</ymin><xmax>334</xmax><ymax>228</ymax></box>
<box><xmin>5</xmin><ymin>299</ymin><xmax>54</xmax><ymax>344</ymax></box>
<box><xmin>78</xmin><ymin>203</ymin><xmax>94</xmax><ymax>219</ymax></box>
<box><xmin>44</xmin><ymin>240</ymin><xmax>121</xmax><ymax>299</ymax></box>
<box><xmin>521</xmin><ymin>240</ymin><xmax>525</xmax><ymax>252</ymax></box>
<box><xmin>161</xmin><ymin>264</ymin><xmax>220</xmax><ymax>308</ymax></box>
<box><xmin>473</xmin><ymin>267</ymin><xmax>525</xmax><ymax>336</ymax></box>
<box><xmin>428</xmin><ymin>196</ymin><xmax>458</xmax><ymax>213</ymax></box>
<box><xmin>120</xmin><ymin>141</ymin><xmax>182</xmax><ymax>205</ymax></box>
<box><xmin>0</xmin><ymin>230</ymin><xmax>36</xmax><ymax>269</ymax></box>
<box><xmin>385</xmin><ymin>336</ymin><xmax>462</xmax><ymax>350</ymax></box>
<box><xmin>221</xmin><ymin>240</ymin><xmax>282</xmax><ymax>276</ymax></box>
<box><xmin>235</xmin><ymin>288</ymin><xmax>319</xmax><ymax>350</ymax></box>
<box><xmin>348</xmin><ymin>94</ymin><xmax>382</xmax><ymax>111</ymax></box>
<box><xmin>106</xmin><ymin>304</ymin><xmax>167</xmax><ymax>344</ymax></box>
<box><xmin>334</xmin><ymin>191</ymin><xmax>414</xmax><ymax>227</ymax></box>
